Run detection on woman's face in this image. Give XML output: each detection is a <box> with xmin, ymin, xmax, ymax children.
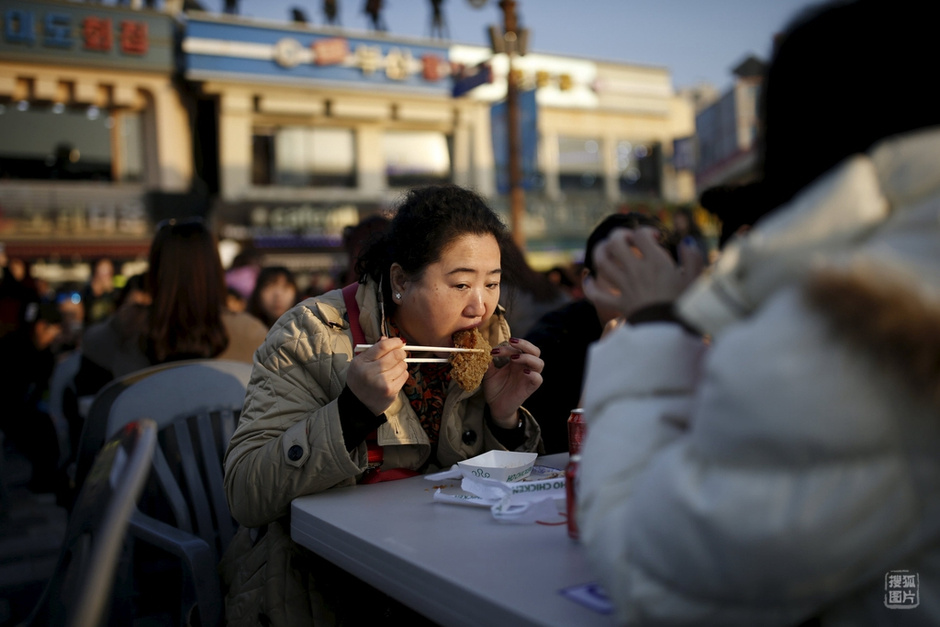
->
<box><xmin>392</xmin><ymin>233</ymin><xmax>501</xmax><ymax>348</ymax></box>
<box><xmin>260</xmin><ymin>275</ymin><xmax>297</xmax><ymax>322</ymax></box>
<box><xmin>92</xmin><ymin>259</ymin><xmax>114</xmax><ymax>292</ymax></box>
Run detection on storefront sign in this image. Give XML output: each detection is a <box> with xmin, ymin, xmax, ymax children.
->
<box><xmin>183</xmin><ymin>16</ymin><xmax>452</xmax><ymax>94</ymax></box>
<box><xmin>217</xmin><ymin>201</ymin><xmax>363</xmax><ymax>248</ymax></box>
<box><xmin>449</xmin><ymin>45</ymin><xmax>599</xmax><ymax>108</ymax></box>
<box><xmin>491</xmin><ymin>88</ymin><xmax>539</xmax><ymax>194</ymax></box>
<box><xmin>0</xmin><ymin>196</ymin><xmax>149</xmax><ymax>240</ymax></box>
<box><xmin>0</xmin><ymin>0</ymin><xmax>174</xmax><ymax>71</ymax></box>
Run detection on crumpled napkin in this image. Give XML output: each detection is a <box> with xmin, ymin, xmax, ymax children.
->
<box><xmin>425</xmin><ymin>465</ymin><xmax>564</xmax><ymax>524</ymax></box>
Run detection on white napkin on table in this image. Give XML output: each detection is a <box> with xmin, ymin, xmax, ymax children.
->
<box><xmin>426</xmin><ymin>466</ymin><xmax>564</xmax><ymax>524</ymax></box>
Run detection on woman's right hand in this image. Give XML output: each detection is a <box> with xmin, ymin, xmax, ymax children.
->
<box><xmin>585</xmin><ymin>227</ymin><xmax>704</xmax><ymax>320</ymax></box>
<box><xmin>345</xmin><ymin>336</ymin><xmax>409</xmax><ymax>416</ymax></box>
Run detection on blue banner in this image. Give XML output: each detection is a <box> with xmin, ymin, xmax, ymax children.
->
<box><xmin>491</xmin><ymin>89</ymin><xmax>538</xmax><ymax>194</ymax></box>
<box><xmin>184</xmin><ymin>16</ymin><xmax>452</xmax><ymax>94</ymax></box>
<box><xmin>0</xmin><ymin>0</ymin><xmax>174</xmax><ymax>71</ymax></box>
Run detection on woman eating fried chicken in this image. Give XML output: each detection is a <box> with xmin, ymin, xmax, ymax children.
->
<box><xmin>220</xmin><ymin>184</ymin><xmax>543</xmax><ymax>626</ymax></box>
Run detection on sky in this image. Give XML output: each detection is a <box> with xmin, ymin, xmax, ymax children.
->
<box><xmin>218</xmin><ymin>0</ymin><xmax>823</xmax><ymax>91</ymax></box>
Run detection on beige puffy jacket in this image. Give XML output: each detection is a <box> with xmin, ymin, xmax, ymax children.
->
<box><xmin>219</xmin><ymin>280</ymin><xmax>541</xmax><ymax>625</ymax></box>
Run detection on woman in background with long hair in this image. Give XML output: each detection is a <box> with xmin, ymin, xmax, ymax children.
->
<box><xmin>69</xmin><ymin>219</ymin><xmax>267</xmax><ymax>487</ymax></box>
<box><xmin>76</xmin><ymin>218</ymin><xmax>266</xmax><ymax>393</ymax></box>
<box><xmin>68</xmin><ymin>218</ymin><xmax>267</xmax><ymax>504</ymax></box>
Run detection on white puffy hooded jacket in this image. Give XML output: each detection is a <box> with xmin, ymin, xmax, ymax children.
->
<box><xmin>578</xmin><ymin>127</ymin><xmax>940</xmax><ymax>626</ymax></box>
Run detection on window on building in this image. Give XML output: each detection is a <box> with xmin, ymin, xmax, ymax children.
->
<box><xmin>252</xmin><ymin>126</ymin><xmax>356</xmax><ymax>187</ymax></box>
<box><xmin>116</xmin><ymin>112</ymin><xmax>144</xmax><ymax>182</ymax></box>
<box><xmin>558</xmin><ymin>136</ymin><xmax>603</xmax><ymax>191</ymax></box>
<box><xmin>617</xmin><ymin>140</ymin><xmax>661</xmax><ymax>197</ymax></box>
<box><xmin>0</xmin><ymin>102</ymin><xmax>132</xmax><ymax>181</ymax></box>
<box><xmin>252</xmin><ymin>131</ymin><xmax>274</xmax><ymax>186</ymax></box>
<box><xmin>383</xmin><ymin>130</ymin><xmax>451</xmax><ymax>187</ymax></box>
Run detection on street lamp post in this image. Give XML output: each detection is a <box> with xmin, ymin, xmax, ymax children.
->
<box><xmin>473</xmin><ymin>0</ymin><xmax>528</xmax><ymax>249</ymax></box>
<box><xmin>500</xmin><ymin>0</ymin><xmax>526</xmax><ymax>251</ymax></box>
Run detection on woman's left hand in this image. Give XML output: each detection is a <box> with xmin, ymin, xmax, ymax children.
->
<box><xmin>484</xmin><ymin>338</ymin><xmax>543</xmax><ymax>428</ymax></box>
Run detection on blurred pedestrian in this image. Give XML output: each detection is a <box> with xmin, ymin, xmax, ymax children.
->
<box><xmin>0</xmin><ymin>253</ymin><xmax>40</xmax><ymax>339</ymax></box>
<box><xmin>226</xmin><ymin>286</ymin><xmax>248</xmax><ymax>313</ymax></box>
<box><xmin>364</xmin><ymin>0</ymin><xmax>386</xmax><ymax>31</ymax></box>
<box><xmin>114</xmin><ymin>272</ymin><xmax>151</xmax><ymax>310</ymax></box>
<box><xmin>0</xmin><ymin>300</ymin><xmax>66</xmax><ymax>495</ymax></box>
<box><xmin>75</xmin><ymin>218</ymin><xmax>268</xmax><ymax>398</ymax></box>
<box><xmin>524</xmin><ymin>212</ymin><xmax>669</xmax><ymax>453</ymax></box>
<box><xmin>429</xmin><ymin>0</ymin><xmax>448</xmax><ymax>38</ymax></box>
<box><xmin>54</xmin><ymin>284</ymin><xmax>85</xmax><ymax>354</ymax></box>
<box><xmin>225</xmin><ymin>247</ymin><xmax>262</xmax><ymax>303</ymax></box>
<box><xmin>302</xmin><ymin>270</ymin><xmax>336</xmax><ymax>299</ymax></box>
<box><xmin>499</xmin><ymin>237</ymin><xmax>570</xmax><ymax>338</ymax></box>
<box><xmin>544</xmin><ymin>264</ymin><xmax>577</xmax><ymax>299</ymax></box>
<box><xmin>247</xmin><ymin>266</ymin><xmax>300</xmax><ymax>328</ymax></box>
<box><xmin>340</xmin><ymin>213</ymin><xmax>391</xmax><ymax>286</ymax></box>
<box><xmin>323</xmin><ymin>0</ymin><xmax>340</xmax><ymax>25</ymax></box>
<box><xmin>669</xmin><ymin>206</ymin><xmax>709</xmax><ymax>262</ymax></box>
<box><xmin>81</xmin><ymin>257</ymin><xmax>117</xmax><ymax>327</ymax></box>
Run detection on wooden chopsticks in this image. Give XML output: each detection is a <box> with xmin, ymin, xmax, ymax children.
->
<box><xmin>401</xmin><ymin>357</ymin><xmax>450</xmax><ymax>363</ymax></box>
<box><xmin>354</xmin><ymin>344</ymin><xmax>485</xmax><ymax>364</ymax></box>
<box><xmin>354</xmin><ymin>344</ymin><xmax>485</xmax><ymax>354</ymax></box>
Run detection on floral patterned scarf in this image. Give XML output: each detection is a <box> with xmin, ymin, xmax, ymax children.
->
<box><xmin>387</xmin><ymin>318</ymin><xmax>451</xmax><ymax>445</ymax></box>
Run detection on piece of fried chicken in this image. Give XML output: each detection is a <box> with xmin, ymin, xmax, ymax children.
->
<box><xmin>450</xmin><ymin>328</ymin><xmax>492</xmax><ymax>392</ymax></box>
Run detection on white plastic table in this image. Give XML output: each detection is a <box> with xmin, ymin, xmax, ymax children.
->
<box><xmin>290</xmin><ymin>453</ymin><xmax>615</xmax><ymax>627</ymax></box>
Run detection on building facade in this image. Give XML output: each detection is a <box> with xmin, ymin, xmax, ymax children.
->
<box><xmin>693</xmin><ymin>56</ymin><xmax>765</xmax><ymax>193</ymax></box>
<box><xmin>182</xmin><ymin>11</ymin><xmax>696</xmax><ymax>273</ymax></box>
<box><xmin>0</xmin><ymin>0</ymin><xmax>190</xmax><ymax>278</ymax></box>
<box><xmin>2</xmin><ymin>2</ymin><xmax>696</xmax><ymax>284</ymax></box>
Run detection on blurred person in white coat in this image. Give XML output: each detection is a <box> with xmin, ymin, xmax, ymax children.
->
<box><xmin>577</xmin><ymin>0</ymin><xmax>940</xmax><ymax>625</ymax></box>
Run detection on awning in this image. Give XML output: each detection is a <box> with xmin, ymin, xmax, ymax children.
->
<box><xmin>1</xmin><ymin>239</ymin><xmax>152</xmax><ymax>261</ymax></box>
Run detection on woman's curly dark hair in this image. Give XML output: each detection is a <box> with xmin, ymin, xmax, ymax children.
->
<box><xmin>355</xmin><ymin>184</ymin><xmax>510</xmax><ymax>312</ymax></box>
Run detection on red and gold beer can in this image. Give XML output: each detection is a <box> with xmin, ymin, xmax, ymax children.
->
<box><xmin>565</xmin><ymin>453</ymin><xmax>581</xmax><ymax>541</ymax></box>
<box><xmin>567</xmin><ymin>408</ymin><xmax>586</xmax><ymax>455</ymax></box>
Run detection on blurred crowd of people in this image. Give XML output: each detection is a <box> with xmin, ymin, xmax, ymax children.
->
<box><xmin>0</xmin><ymin>200</ymin><xmax>711</xmax><ymax>508</ymax></box>
<box><xmin>0</xmin><ymin>211</ymin><xmax>412</xmax><ymax>505</ymax></box>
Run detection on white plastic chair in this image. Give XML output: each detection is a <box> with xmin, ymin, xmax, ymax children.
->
<box><xmin>103</xmin><ymin>359</ymin><xmax>252</xmax><ymax>627</ymax></box>
<box><xmin>47</xmin><ymin>349</ymin><xmax>82</xmax><ymax>467</ymax></box>
<box><xmin>20</xmin><ymin>419</ymin><xmax>157</xmax><ymax>627</ymax></box>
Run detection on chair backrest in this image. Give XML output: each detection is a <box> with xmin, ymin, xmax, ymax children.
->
<box><xmin>105</xmin><ymin>359</ymin><xmax>251</xmax><ymax>561</ymax></box>
<box><xmin>72</xmin><ymin>359</ymin><xmax>198</xmax><ymax>498</ymax></box>
<box><xmin>24</xmin><ymin>419</ymin><xmax>157</xmax><ymax>627</ymax></box>
<box><xmin>47</xmin><ymin>349</ymin><xmax>83</xmax><ymax>467</ymax></box>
